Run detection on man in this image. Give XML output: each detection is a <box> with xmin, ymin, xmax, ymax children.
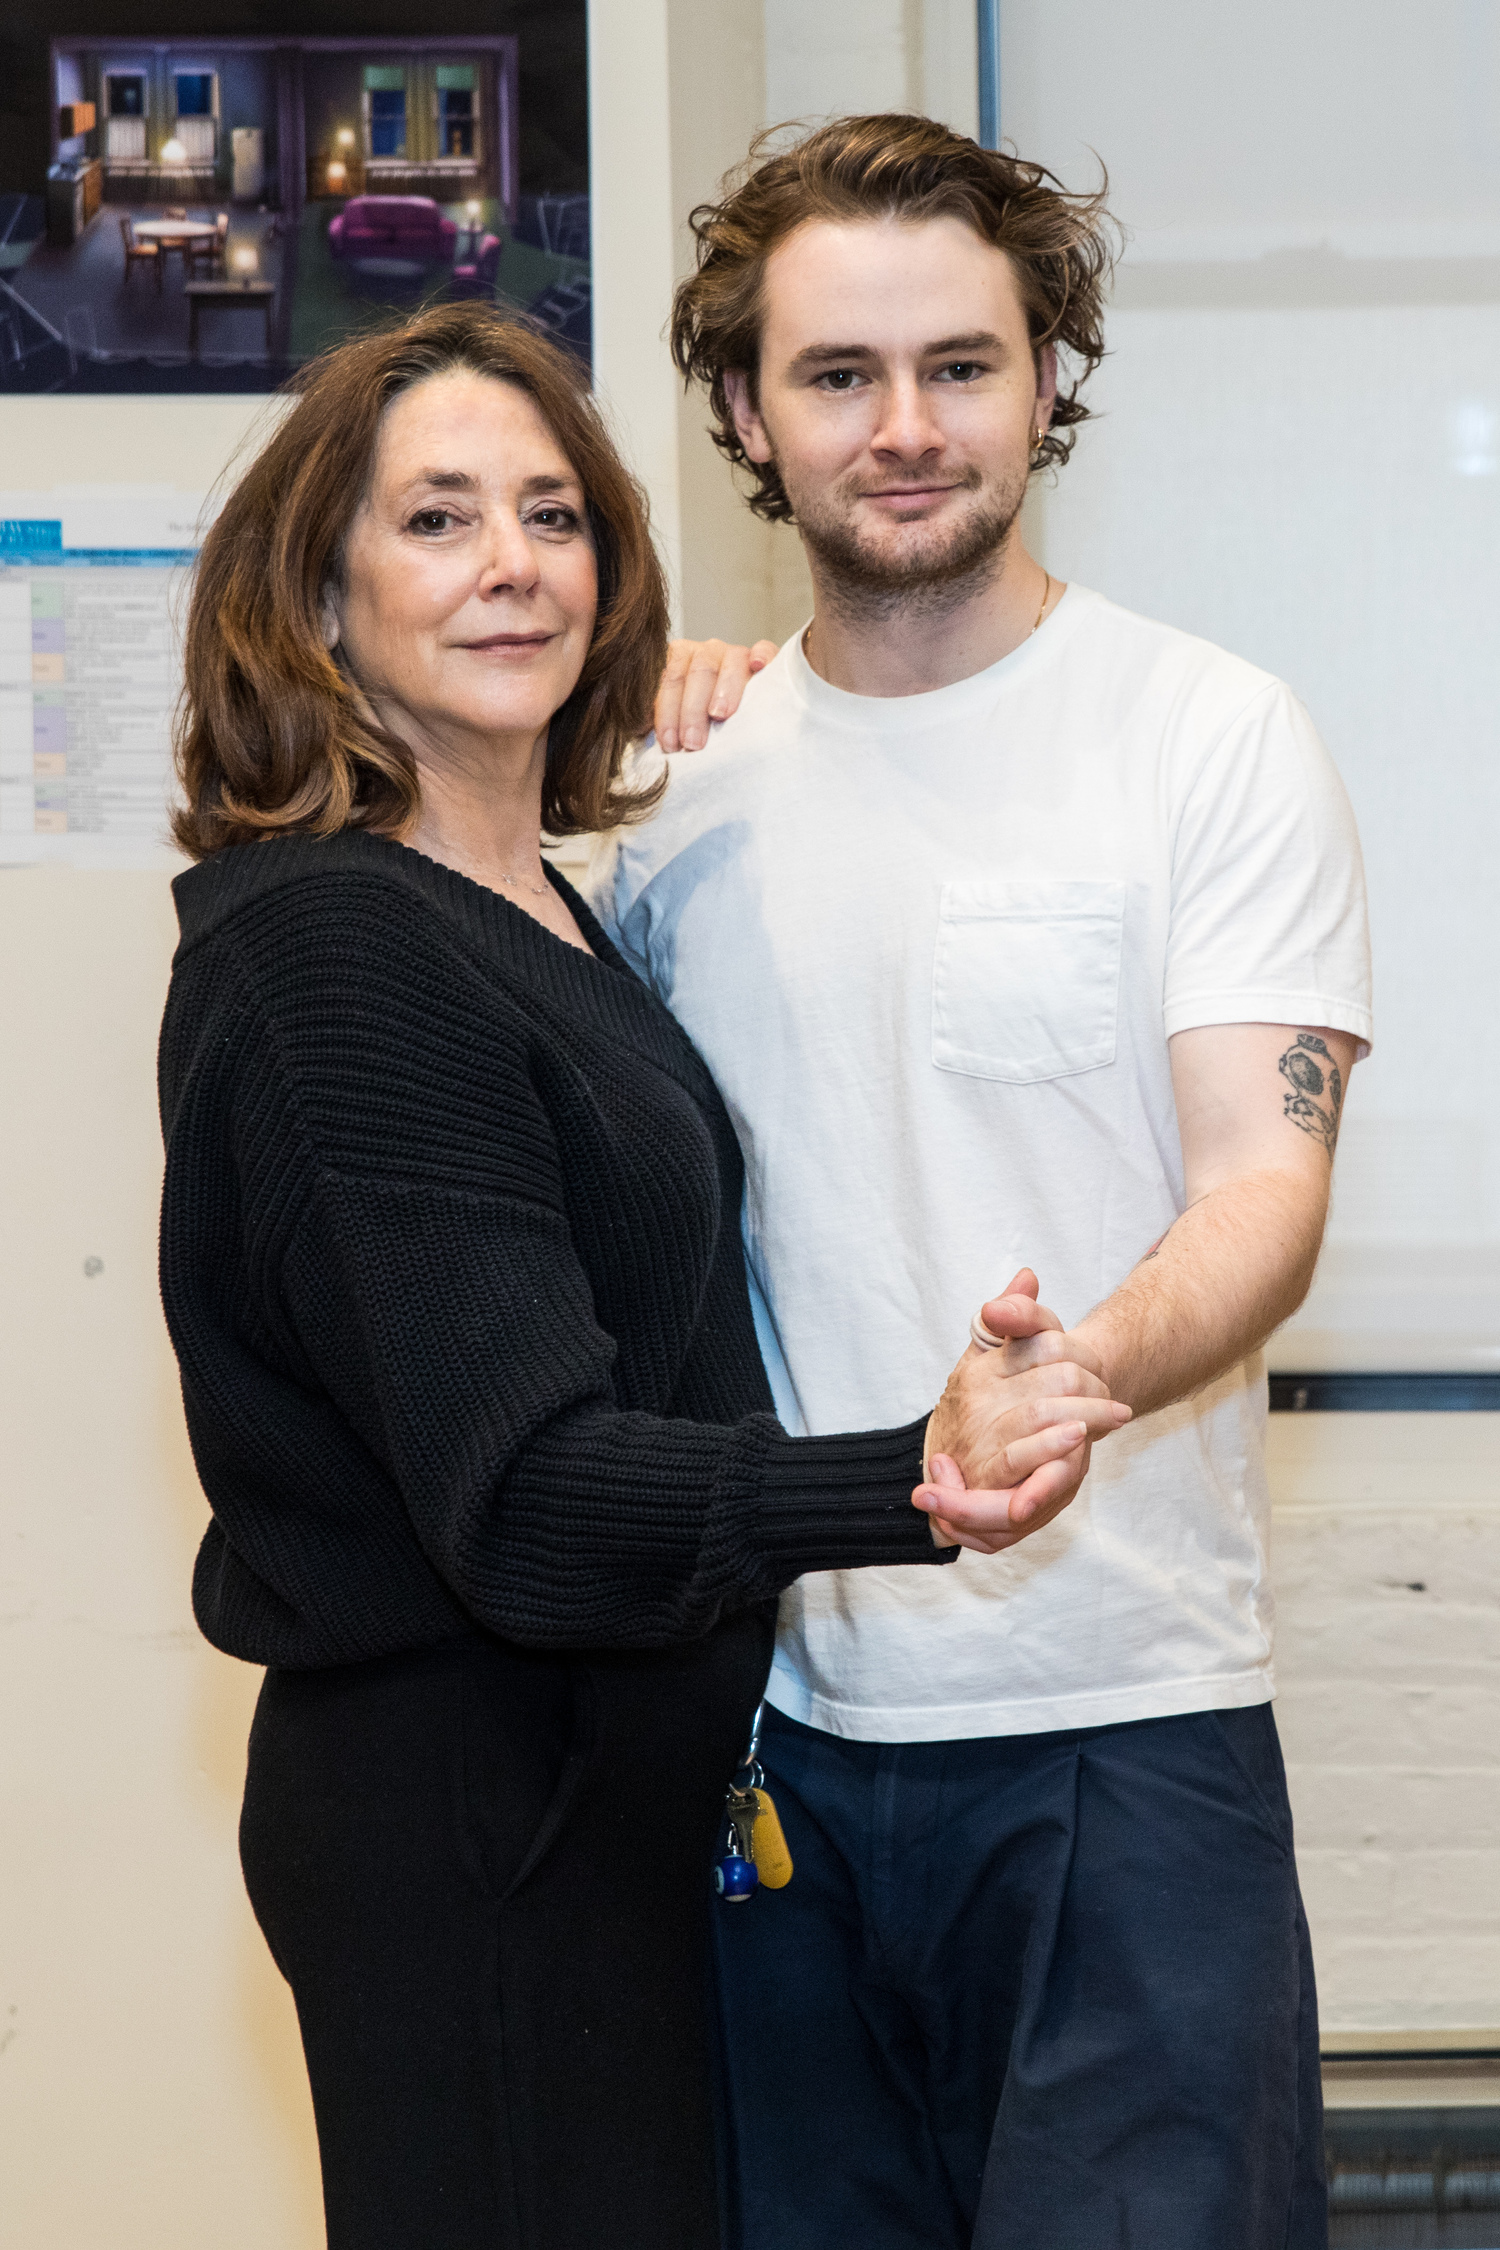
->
<box><xmin>590</xmin><ymin>115</ymin><xmax>1370</xmax><ymax>2249</ymax></box>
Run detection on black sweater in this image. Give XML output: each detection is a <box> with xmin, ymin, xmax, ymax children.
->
<box><xmin>159</xmin><ymin>832</ymin><xmax>949</xmax><ymax>1669</ymax></box>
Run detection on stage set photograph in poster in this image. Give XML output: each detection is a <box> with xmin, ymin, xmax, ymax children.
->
<box><xmin>0</xmin><ymin>1</ymin><xmax>589</xmax><ymax>391</ymax></box>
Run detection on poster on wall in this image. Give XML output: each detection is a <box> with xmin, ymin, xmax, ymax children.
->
<box><xmin>0</xmin><ymin>2</ymin><xmax>589</xmax><ymax>394</ymax></box>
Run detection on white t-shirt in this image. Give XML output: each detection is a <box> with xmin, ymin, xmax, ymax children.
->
<box><xmin>587</xmin><ymin>586</ymin><xmax>1372</xmax><ymax>1741</ymax></box>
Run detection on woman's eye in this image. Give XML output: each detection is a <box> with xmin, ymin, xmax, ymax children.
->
<box><xmin>409</xmin><ymin>509</ymin><xmax>455</xmax><ymax>535</ymax></box>
<box><xmin>528</xmin><ymin>506</ymin><xmax>580</xmax><ymax>532</ymax></box>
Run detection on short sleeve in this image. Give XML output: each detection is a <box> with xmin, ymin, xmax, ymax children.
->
<box><xmin>1163</xmin><ymin>682</ymin><xmax>1372</xmax><ymax>1054</ymax></box>
<box><xmin>581</xmin><ymin>827</ymin><xmax>654</xmax><ymax>989</ymax></box>
<box><xmin>576</xmin><ymin>746</ymin><xmax>674</xmax><ymax>998</ymax></box>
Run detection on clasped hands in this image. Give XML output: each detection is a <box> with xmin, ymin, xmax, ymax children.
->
<box><xmin>914</xmin><ymin>1269</ymin><xmax>1132</xmax><ymax>1554</ymax></box>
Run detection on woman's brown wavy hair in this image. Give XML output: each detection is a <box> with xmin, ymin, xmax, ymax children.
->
<box><xmin>671</xmin><ymin>113</ymin><xmax>1117</xmax><ymax>522</ymax></box>
<box><xmin>173</xmin><ymin>303</ymin><xmax>669</xmax><ymax>858</ymax></box>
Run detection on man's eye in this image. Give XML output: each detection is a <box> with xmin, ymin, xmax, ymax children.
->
<box><xmin>818</xmin><ymin>369</ymin><xmax>860</xmax><ymax>391</ymax></box>
<box><xmin>939</xmin><ymin>361</ymin><xmax>982</xmax><ymax>382</ymax></box>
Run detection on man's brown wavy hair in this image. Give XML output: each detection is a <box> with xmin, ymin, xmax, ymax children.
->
<box><xmin>173</xmin><ymin>303</ymin><xmax>668</xmax><ymax>859</ymax></box>
<box><xmin>671</xmin><ymin>113</ymin><xmax>1117</xmax><ymax>523</ymax></box>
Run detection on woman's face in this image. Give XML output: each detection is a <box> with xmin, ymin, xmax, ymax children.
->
<box><xmin>330</xmin><ymin>368</ymin><xmax>598</xmax><ymax>760</ymax></box>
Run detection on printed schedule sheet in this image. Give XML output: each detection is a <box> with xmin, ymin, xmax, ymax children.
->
<box><xmin>0</xmin><ymin>489</ymin><xmax>204</xmax><ymax>867</ymax></box>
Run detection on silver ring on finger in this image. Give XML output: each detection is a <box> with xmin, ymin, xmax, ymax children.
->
<box><xmin>970</xmin><ymin>1310</ymin><xmax>1006</xmax><ymax>1352</ymax></box>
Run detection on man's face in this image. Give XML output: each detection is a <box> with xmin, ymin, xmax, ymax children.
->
<box><xmin>728</xmin><ymin>215</ymin><xmax>1054</xmax><ymax>603</ymax></box>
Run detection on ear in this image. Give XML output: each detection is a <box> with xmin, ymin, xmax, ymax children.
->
<box><xmin>319</xmin><ymin>595</ymin><xmax>340</xmax><ymax>653</ymax></box>
<box><xmin>722</xmin><ymin>368</ymin><xmax>774</xmax><ymax>466</ymax></box>
<box><xmin>1034</xmin><ymin>342</ymin><xmax>1058</xmax><ymax>434</ymax></box>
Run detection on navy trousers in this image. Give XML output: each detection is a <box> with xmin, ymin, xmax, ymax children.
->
<box><xmin>712</xmin><ymin>1702</ymin><xmax>1326</xmax><ymax>2250</ymax></box>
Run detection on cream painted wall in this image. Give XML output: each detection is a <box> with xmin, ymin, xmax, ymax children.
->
<box><xmin>0</xmin><ymin>387</ymin><xmax>323</xmax><ymax>2243</ymax></box>
<box><xmin>0</xmin><ymin>394</ymin><xmax>285</xmax><ymax>502</ymax></box>
<box><xmin>587</xmin><ymin>0</ymin><xmax>683</xmax><ymax>609</ymax></box>
<box><xmin>764</xmin><ymin>0</ymin><xmax>977</xmax><ymax>138</ymax></box>
<box><xmin>0</xmin><ymin>868</ymin><xmax>323</xmax><ymax>2250</ymax></box>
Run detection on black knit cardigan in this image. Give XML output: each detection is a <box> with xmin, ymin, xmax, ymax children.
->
<box><xmin>158</xmin><ymin>832</ymin><xmax>949</xmax><ymax>1670</ymax></box>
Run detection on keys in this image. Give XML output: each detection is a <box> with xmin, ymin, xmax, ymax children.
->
<box><xmin>726</xmin><ymin>1787</ymin><xmax>759</xmax><ymax>1863</ymax></box>
<box><xmin>715</xmin><ymin>1777</ymin><xmax>762</xmax><ymax>1903</ymax></box>
<box><xmin>728</xmin><ymin>1784</ymin><xmax>794</xmax><ymax>1889</ymax></box>
<box><xmin>713</xmin><ymin>1702</ymin><xmax>793</xmax><ymax>1899</ymax></box>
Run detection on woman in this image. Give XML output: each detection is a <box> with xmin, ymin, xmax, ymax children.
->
<box><xmin>158</xmin><ymin>302</ymin><xmax>1125</xmax><ymax>2250</ymax></box>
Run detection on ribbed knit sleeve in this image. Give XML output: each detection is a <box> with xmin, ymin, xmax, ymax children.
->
<box><xmin>160</xmin><ymin>847</ymin><xmax>949</xmax><ymax>1667</ymax></box>
<box><xmin>277</xmin><ymin>1167</ymin><xmax>934</xmax><ymax>1648</ymax></box>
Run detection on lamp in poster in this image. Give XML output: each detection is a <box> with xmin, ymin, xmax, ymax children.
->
<box><xmin>0</xmin><ymin>3</ymin><xmax>590</xmax><ymax>392</ymax></box>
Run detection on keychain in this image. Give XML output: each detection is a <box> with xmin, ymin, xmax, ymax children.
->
<box><xmin>713</xmin><ymin>1702</ymin><xmax>794</xmax><ymax>1901</ymax></box>
<box><xmin>713</xmin><ymin>1832</ymin><xmax>759</xmax><ymax>1901</ymax></box>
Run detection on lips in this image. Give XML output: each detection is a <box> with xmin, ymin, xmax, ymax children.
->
<box><xmin>458</xmin><ymin>632</ymin><xmax>556</xmax><ymax>651</ymax></box>
<box><xmin>861</xmin><ymin>486</ymin><xmax>961</xmax><ymax>503</ymax></box>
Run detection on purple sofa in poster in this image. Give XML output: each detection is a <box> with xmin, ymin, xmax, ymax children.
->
<box><xmin>328</xmin><ymin>196</ymin><xmax>458</xmax><ymax>263</ymax></box>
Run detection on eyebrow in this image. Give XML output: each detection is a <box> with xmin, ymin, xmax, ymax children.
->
<box><xmin>924</xmin><ymin>331</ymin><xmax>1006</xmax><ymax>357</ymax></box>
<box><xmin>788</xmin><ymin>330</ymin><xmax>1007</xmax><ymax>372</ymax></box>
<box><xmin>405</xmin><ymin>469</ymin><xmax>478</xmax><ymax>493</ymax></box>
<box><xmin>397</xmin><ymin>469</ymin><xmax>580</xmax><ymax>498</ymax></box>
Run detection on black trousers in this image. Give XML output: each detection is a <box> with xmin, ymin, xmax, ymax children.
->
<box><xmin>714</xmin><ymin>1702</ymin><xmax>1326</xmax><ymax>2250</ymax></box>
<box><xmin>240</xmin><ymin>1613</ymin><xmax>774</xmax><ymax>2250</ymax></box>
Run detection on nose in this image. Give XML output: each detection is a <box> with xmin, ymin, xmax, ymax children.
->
<box><xmin>476</xmin><ymin>509</ymin><xmax>542</xmax><ymax>598</ymax></box>
<box><xmin>869</xmin><ymin>372</ymin><xmax>945</xmax><ymax>466</ymax></box>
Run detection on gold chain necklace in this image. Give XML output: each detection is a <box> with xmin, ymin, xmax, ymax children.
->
<box><xmin>803</xmin><ymin>570</ymin><xmax>1055</xmax><ymax>672</ymax></box>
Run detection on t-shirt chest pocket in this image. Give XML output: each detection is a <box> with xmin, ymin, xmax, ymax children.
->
<box><xmin>931</xmin><ymin>879</ymin><xmax>1125</xmax><ymax>1083</ymax></box>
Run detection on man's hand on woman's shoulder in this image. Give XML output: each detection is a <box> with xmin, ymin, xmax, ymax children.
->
<box><xmin>654</xmin><ymin>637</ymin><xmax>776</xmax><ymax>751</ymax></box>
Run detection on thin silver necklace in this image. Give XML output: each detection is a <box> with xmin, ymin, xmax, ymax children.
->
<box><xmin>494</xmin><ymin>865</ymin><xmax>550</xmax><ymax>899</ymax></box>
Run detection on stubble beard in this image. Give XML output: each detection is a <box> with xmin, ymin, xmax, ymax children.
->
<box><xmin>780</xmin><ymin>459</ymin><xmax>1030</xmax><ymax>629</ymax></box>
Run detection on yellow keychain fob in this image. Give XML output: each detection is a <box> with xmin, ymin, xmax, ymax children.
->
<box><xmin>746</xmin><ymin>1786</ymin><xmax>793</xmax><ymax>1888</ymax></box>
<box><xmin>715</xmin><ymin>1702</ymin><xmax>793</xmax><ymax>1899</ymax></box>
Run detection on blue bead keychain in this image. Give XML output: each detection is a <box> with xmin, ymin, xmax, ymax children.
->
<box><xmin>714</xmin><ymin>1702</ymin><xmax>794</xmax><ymax>1901</ymax></box>
<box><xmin>714</xmin><ymin>1838</ymin><xmax>759</xmax><ymax>1901</ymax></box>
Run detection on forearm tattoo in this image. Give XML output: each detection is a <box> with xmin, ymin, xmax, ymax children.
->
<box><xmin>1279</xmin><ymin>1032</ymin><xmax>1343</xmax><ymax>1153</ymax></box>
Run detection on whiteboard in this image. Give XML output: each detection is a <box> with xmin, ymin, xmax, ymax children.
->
<box><xmin>1032</xmin><ymin>298</ymin><xmax>1500</xmax><ymax>1361</ymax></box>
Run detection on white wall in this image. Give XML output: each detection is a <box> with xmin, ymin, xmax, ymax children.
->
<box><xmin>1001</xmin><ymin>0</ymin><xmax>1500</xmax><ymax>2032</ymax></box>
<box><xmin>1006</xmin><ymin>0</ymin><xmax>1500</xmax><ymax>1265</ymax></box>
<box><xmin>1002</xmin><ymin>0</ymin><xmax>1500</xmax><ymax>260</ymax></box>
<box><xmin>1270</xmin><ymin>1413</ymin><xmax>1500</xmax><ymax>2036</ymax></box>
<box><xmin>1033</xmin><ymin>297</ymin><xmax>1500</xmax><ymax>1261</ymax></box>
